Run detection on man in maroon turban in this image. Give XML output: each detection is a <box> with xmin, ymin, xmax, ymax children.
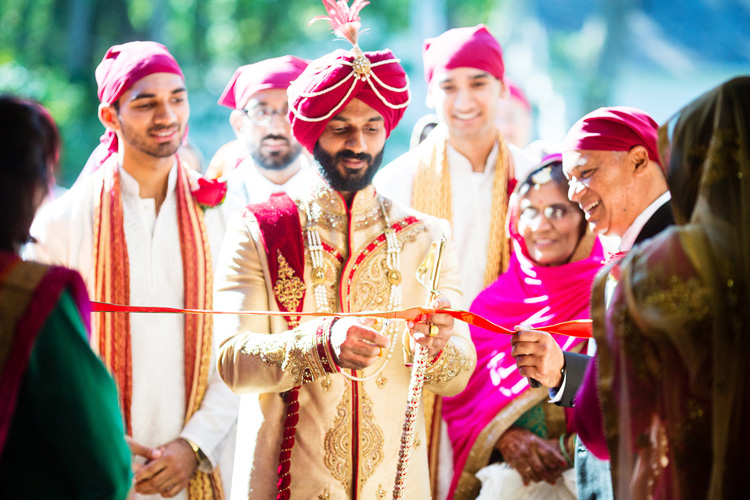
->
<box><xmin>209</xmin><ymin>56</ymin><xmax>312</xmax><ymax>244</ymax></box>
<box><xmin>213</xmin><ymin>3</ymin><xmax>476</xmax><ymax>498</ymax></box>
<box><xmin>512</xmin><ymin>106</ymin><xmax>672</xmax><ymax>500</ymax></box>
<box><xmin>27</xmin><ymin>41</ymin><xmax>238</xmax><ymax>500</ymax></box>
<box><xmin>374</xmin><ymin>24</ymin><xmax>537</xmax><ymax>498</ymax></box>
<box><xmin>208</xmin><ymin>56</ymin><xmax>309</xmax><ymax>185</ymax></box>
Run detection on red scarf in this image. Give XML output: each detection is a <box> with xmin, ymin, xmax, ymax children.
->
<box><xmin>92</xmin><ymin>159</ymin><xmax>223</xmax><ymax>499</ymax></box>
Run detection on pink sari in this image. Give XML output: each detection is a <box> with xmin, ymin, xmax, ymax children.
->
<box><xmin>442</xmin><ymin>231</ymin><xmax>604</xmax><ymax>498</ymax></box>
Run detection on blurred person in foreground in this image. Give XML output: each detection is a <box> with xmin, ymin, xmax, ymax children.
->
<box><xmin>511</xmin><ymin>108</ymin><xmax>671</xmax><ymax>500</ymax></box>
<box><xmin>205</xmin><ymin>56</ymin><xmax>308</xmax><ymax>185</ymax></box>
<box><xmin>0</xmin><ymin>95</ymin><xmax>131</xmax><ymax>499</ymax></box>
<box><xmin>573</xmin><ymin>76</ymin><xmax>750</xmax><ymax>499</ymax></box>
<box><xmin>25</xmin><ymin>42</ymin><xmax>238</xmax><ymax>499</ymax></box>
<box><xmin>443</xmin><ymin>157</ymin><xmax>604</xmax><ymax>500</ymax></box>
<box><xmin>214</xmin><ymin>3</ymin><xmax>476</xmax><ymax>498</ymax></box>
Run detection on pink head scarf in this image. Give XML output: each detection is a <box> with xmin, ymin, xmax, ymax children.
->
<box><xmin>563</xmin><ymin>106</ymin><xmax>661</xmax><ymax>166</ymax></box>
<box><xmin>508</xmin><ymin>81</ymin><xmax>531</xmax><ymax>111</ymax></box>
<box><xmin>288</xmin><ymin>48</ymin><xmax>410</xmax><ymax>154</ymax></box>
<box><xmin>81</xmin><ymin>41</ymin><xmax>184</xmax><ymax>178</ymax></box>
<box><xmin>217</xmin><ymin>56</ymin><xmax>309</xmax><ymax>110</ymax></box>
<box><xmin>442</xmin><ymin>159</ymin><xmax>605</xmax><ymax>498</ymax></box>
<box><xmin>423</xmin><ymin>24</ymin><xmax>505</xmax><ymax>86</ymax></box>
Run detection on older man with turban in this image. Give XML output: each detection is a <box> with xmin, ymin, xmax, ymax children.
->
<box><xmin>511</xmin><ymin>106</ymin><xmax>671</xmax><ymax>500</ymax></box>
<box><xmin>214</xmin><ymin>5</ymin><xmax>476</xmax><ymax>499</ymax></box>
<box><xmin>27</xmin><ymin>41</ymin><xmax>239</xmax><ymax>500</ymax></box>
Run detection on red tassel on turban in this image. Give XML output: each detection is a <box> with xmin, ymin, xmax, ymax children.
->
<box><xmin>563</xmin><ymin>106</ymin><xmax>661</xmax><ymax>166</ymax></box>
<box><xmin>218</xmin><ymin>56</ymin><xmax>309</xmax><ymax>110</ymax></box>
<box><xmin>288</xmin><ymin>48</ymin><xmax>410</xmax><ymax>154</ymax></box>
<box><xmin>423</xmin><ymin>24</ymin><xmax>505</xmax><ymax>86</ymax></box>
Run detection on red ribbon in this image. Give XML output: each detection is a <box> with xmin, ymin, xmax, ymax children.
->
<box><xmin>91</xmin><ymin>301</ymin><xmax>592</xmax><ymax>339</ymax></box>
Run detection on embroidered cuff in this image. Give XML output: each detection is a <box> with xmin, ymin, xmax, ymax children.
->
<box><xmin>315</xmin><ymin>317</ymin><xmax>339</xmax><ymax>375</ymax></box>
<box><xmin>424</xmin><ymin>340</ymin><xmax>471</xmax><ymax>384</ymax></box>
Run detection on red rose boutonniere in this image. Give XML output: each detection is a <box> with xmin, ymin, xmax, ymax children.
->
<box><xmin>191</xmin><ymin>177</ymin><xmax>227</xmax><ymax>208</ymax></box>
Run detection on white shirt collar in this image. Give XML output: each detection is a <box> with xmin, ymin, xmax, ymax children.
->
<box><xmin>446</xmin><ymin>141</ymin><xmax>499</xmax><ymax>176</ymax></box>
<box><xmin>618</xmin><ymin>190</ymin><xmax>672</xmax><ymax>251</ymax></box>
<box><xmin>118</xmin><ymin>159</ymin><xmax>178</xmax><ymax>200</ymax></box>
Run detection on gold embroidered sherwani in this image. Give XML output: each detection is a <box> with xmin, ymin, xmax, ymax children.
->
<box><xmin>215</xmin><ymin>179</ymin><xmax>476</xmax><ymax>500</ymax></box>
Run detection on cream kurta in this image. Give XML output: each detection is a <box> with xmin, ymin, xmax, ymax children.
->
<box><xmin>214</xmin><ymin>178</ymin><xmax>476</xmax><ymax>500</ymax></box>
<box><xmin>26</xmin><ymin>164</ymin><xmax>239</xmax><ymax>499</ymax></box>
<box><xmin>374</xmin><ymin>141</ymin><xmax>536</xmax><ymax>304</ymax></box>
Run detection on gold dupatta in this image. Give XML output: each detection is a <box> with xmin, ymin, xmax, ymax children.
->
<box><xmin>411</xmin><ymin>123</ymin><xmax>513</xmax><ymax>288</ymax></box>
<box><xmin>93</xmin><ymin>158</ymin><xmax>223</xmax><ymax>499</ymax></box>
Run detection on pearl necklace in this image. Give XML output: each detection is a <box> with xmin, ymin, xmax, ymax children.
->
<box><xmin>304</xmin><ymin>197</ymin><xmax>402</xmax><ymax>382</ymax></box>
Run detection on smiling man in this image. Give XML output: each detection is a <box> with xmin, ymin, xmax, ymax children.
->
<box><xmin>214</xmin><ymin>38</ymin><xmax>476</xmax><ymax>499</ymax></box>
<box><xmin>511</xmin><ymin>106</ymin><xmax>671</xmax><ymax>500</ymax></box>
<box><xmin>374</xmin><ymin>25</ymin><xmax>535</xmax><ymax>499</ymax></box>
<box><xmin>26</xmin><ymin>41</ymin><xmax>238</xmax><ymax>500</ymax></box>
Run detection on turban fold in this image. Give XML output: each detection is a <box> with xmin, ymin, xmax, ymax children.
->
<box><xmin>563</xmin><ymin>106</ymin><xmax>661</xmax><ymax>165</ymax></box>
<box><xmin>90</xmin><ymin>41</ymin><xmax>184</xmax><ymax>173</ymax></box>
<box><xmin>423</xmin><ymin>24</ymin><xmax>505</xmax><ymax>85</ymax></box>
<box><xmin>288</xmin><ymin>48</ymin><xmax>410</xmax><ymax>154</ymax></box>
<box><xmin>218</xmin><ymin>56</ymin><xmax>309</xmax><ymax>109</ymax></box>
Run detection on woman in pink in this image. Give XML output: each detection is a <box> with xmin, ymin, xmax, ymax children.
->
<box><xmin>443</xmin><ymin>156</ymin><xmax>605</xmax><ymax>499</ymax></box>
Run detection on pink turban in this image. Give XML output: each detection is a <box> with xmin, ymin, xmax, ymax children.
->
<box><xmin>87</xmin><ymin>41</ymin><xmax>184</xmax><ymax>174</ymax></box>
<box><xmin>508</xmin><ymin>82</ymin><xmax>531</xmax><ymax>112</ymax></box>
<box><xmin>288</xmin><ymin>48</ymin><xmax>410</xmax><ymax>154</ymax></box>
<box><xmin>423</xmin><ymin>24</ymin><xmax>505</xmax><ymax>85</ymax></box>
<box><xmin>218</xmin><ymin>56</ymin><xmax>309</xmax><ymax>109</ymax></box>
<box><xmin>563</xmin><ymin>106</ymin><xmax>660</xmax><ymax>165</ymax></box>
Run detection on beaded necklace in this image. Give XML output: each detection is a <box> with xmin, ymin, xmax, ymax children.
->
<box><xmin>304</xmin><ymin>197</ymin><xmax>402</xmax><ymax>382</ymax></box>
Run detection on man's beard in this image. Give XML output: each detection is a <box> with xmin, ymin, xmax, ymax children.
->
<box><xmin>118</xmin><ymin>120</ymin><xmax>182</xmax><ymax>158</ymax></box>
<box><xmin>249</xmin><ymin>135</ymin><xmax>303</xmax><ymax>171</ymax></box>
<box><xmin>313</xmin><ymin>143</ymin><xmax>385</xmax><ymax>193</ymax></box>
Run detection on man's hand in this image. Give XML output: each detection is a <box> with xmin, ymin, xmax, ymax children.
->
<box><xmin>511</xmin><ymin>327</ymin><xmax>565</xmax><ymax>389</ymax></box>
<box><xmin>406</xmin><ymin>297</ymin><xmax>454</xmax><ymax>359</ymax></box>
<box><xmin>495</xmin><ymin>427</ymin><xmax>569</xmax><ymax>485</ymax></box>
<box><xmin>330</xmin><ymin>318</ymin><xmax>391</xmax><ymax>370</ymax></box>
<box><xmin>133</xmin><ymin>438</ymin><xmax>198</xmax><ymax>498</ymax></box>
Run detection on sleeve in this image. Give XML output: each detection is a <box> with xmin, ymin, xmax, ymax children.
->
<box><xmin>179</xmin><ymin>343</ymin><xmax>240</xmax><ymax>470</ymax></box>
<box><xmin>214</xmin><ymin>212</ymin><xmax>338</xmax><ymax>395</ymax></box>
<box><xmin>553</xmin><ymin>351</ymin><xmax>591</xmax><ymax>407</ymax></box>
<box><xmin>572</xmin><ymin>358</ymin><xmax>610</xmax><ymax>460</ymax></box>
<box><xmin>421</xmin><ymin>233</ymin><xmax>477</xmax><ymax>397</ymax></box>
<box><xmin>28</xmin><ymin>290</ymin><xmax>132</xmax><ymax>500</ymax></box>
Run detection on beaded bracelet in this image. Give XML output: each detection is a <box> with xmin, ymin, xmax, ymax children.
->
<box><xmin>559</xmin><ymin>433</ymin><xmax>574</xmax><ymax>466</ymax></box>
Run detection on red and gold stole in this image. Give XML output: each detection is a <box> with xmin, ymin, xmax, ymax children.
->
<box><xmin>92</xmin><ymin>159</ymin><xmax>223</xmax><ymax>500</ymax></box>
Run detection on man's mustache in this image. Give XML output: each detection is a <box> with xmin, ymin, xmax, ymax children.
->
<box><xmin>262</xmin><ymin>135</ymin><xmax>290</xmax><ymax>144</ymax></box>
<box><xmin>337</xmin><ymin>150</ymin><xmax>372</xmax><ymax>162</ymax></box>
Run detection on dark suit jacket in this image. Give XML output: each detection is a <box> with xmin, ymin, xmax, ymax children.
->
<box><xmin>556</xmin><ymin>200</ymin><xmax>674</xmax><ymax>407</ymax></box>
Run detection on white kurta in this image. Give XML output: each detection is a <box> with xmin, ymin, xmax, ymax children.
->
<box><xmin>26</xmin><ymin>163</ymin><xmax>239</xmax><ymax>500</ymax></box>
<box><xmin>374</xmin><ymin>142</ymin><xmax>536</xmax><ymax>303</ymax></box>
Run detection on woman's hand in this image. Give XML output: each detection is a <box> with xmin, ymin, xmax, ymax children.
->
<box><xmin>495</xmin><ymin>427</ymin><xmax>570</xmax><ymax>486</ymax></box>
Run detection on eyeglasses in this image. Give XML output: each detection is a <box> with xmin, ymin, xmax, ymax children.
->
<box><xmin>241</xmin><ymin>106</ymin><xmax>288</xmax><ymax>127</ymax></box>
<box><xmin>519</xmin><ymin>204</ymin><xmax>573</xmax><ymax>224</ymax></box>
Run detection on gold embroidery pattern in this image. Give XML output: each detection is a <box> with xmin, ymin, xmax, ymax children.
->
<box><xmin>321</xmin><ymin>375</ymin><xmax>332</xmax><ymax>392</ymax></box>
<box><xmin>303</xmin><ymin>244</ymin><xmax>342</xmax><ymax>311</ymax></box>
<box><xmin>273</xmin><ymin>250</ymin><xmax>306</xmax><ymax>326</ymax></box>
<box><xmin>240</xmin><ymin>336</ymin><xmax>285</xmax><ymax>369</ymax></box>
<box><xmin>703</xmin><ymin>128</ymin><xmax>740</xmax><ymax>186</ymax></box>
<box><xmin>376</xmin><ymin>484</ymin><xmax>387</xmax><ymax>499</ymax></box>
<box><xmin>354</xmin><ymin>198</ymin><xmax>392</xmax><ymax>230</ymax></box>
<box><xmin>424</xmin><ymin>340</ymin><xmax>472</xmax><ymax>384</ymax></box>
<box><xmin>358</xmin><ymin>389</ymin><xmax>385</xmax><ymax>491</ymax></box>
<box><xmin>324</xmin><ymin>390</ymin><xmax>352</xmax><ymax>490</ymax></box>
<box><xmin>318</xmin><ymin>488</ymin><xmax>330</xmax><ymax>500</ymax></box>
<box><xmin>375</xmin><ymin>373</ymin><xmax>387</xmax><ymax>389</ymax></box>
<box><xmin>641</xmin><ymin>275</ymin><xmax>711</xmax><ymax>323</ymax></box>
